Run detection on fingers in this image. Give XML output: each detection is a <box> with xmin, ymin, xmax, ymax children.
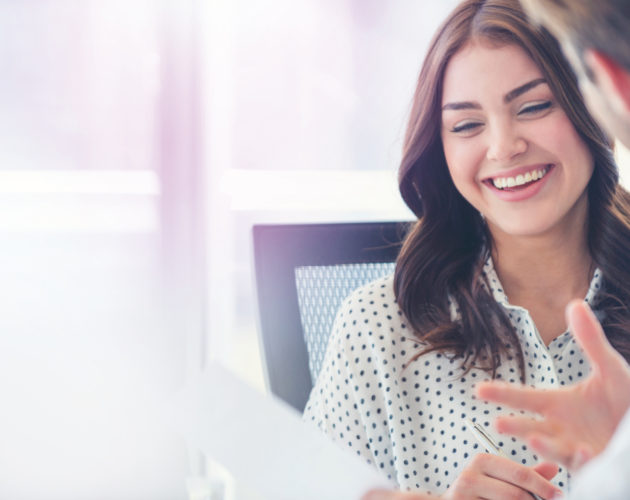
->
<box><xmin>572</xmin><ymin>445</ymin><xmax>595</xmax><ymax>470</ymax></box>
<box><xmin>475</xmin><ymin>381</ymin><xmax>555</xmax><ymax>414</ymax></box>
<box><xmin>528</xmin><ymin>433</ymin><xmax>594</xmax><ymax>471</ymax></box>
<box><xmin>565</xmin><ymin>300</ymin><xmax>621</xmax><ymax>376</ymax></box>
<box><xmin>494</xmin><ymin>415</ymin><xmax>557</xmax><ymax>440</ymax></box>
<box><xmin>361</xmin><ymin>489</ymin><xmax>431</xmax><ymax>500</ymax></box>
<box><xmin>532</xmin><ymin>461</ymin><xmax>559</xmax><ymax>481</ymax></box>
<box><xmin>495</xmin><ymin>416</ymin><xmax>590</xmax><ymax>471</ymax></box>
<box><xmin>467</xmin><ymin>453</ymin><xmax>562</xmax><ymax>499</ymax></box>
<box><xmin>363</xmin><ymin>459</ymin><xmax>562</xmax><ymax>500</ymax></box>
<box><xmin>463</xmin><ymin>472</ymin><xmax>545</xmax><ymax>499</ymax></box>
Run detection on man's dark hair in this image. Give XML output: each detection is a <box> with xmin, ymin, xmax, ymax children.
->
<box><xmin>520</xmin><ymin>0</ymin><xmax>630</xmax><ymax>73</ymax></box>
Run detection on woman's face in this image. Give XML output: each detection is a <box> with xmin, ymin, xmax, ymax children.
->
<box><xmin>440</xmin><ymin>41</ymin><xmax>594</xmax><ymax>240</ymax></box>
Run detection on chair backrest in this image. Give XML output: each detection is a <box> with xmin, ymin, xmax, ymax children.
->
<box><xmin>252</xmin><ymin>221</ymin><xmax>409</xmax><ymax>412</ymax></box>
<box><xmin>294</xmin><ymin>262</ymin><xmax>395</xmax><ymax>384</ymax></box>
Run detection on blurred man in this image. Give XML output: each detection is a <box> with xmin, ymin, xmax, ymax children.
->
<box><xmin>520</xmin><ymin>0</ymin><xmax>630</xmax><ymax>146</ymax></box>
<box><xmin>478</xmin><ymin>2</ymin><xmax>630</xmax><ymax>499</ymax></box>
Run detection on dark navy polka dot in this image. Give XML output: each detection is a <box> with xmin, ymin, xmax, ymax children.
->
<box><xmin>304</xmin><ymin>258</ymin><xmax>600</xmax><ymax>496</ymax></box>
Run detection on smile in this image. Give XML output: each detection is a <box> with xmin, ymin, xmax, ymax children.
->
<box><xmin>487</xmin><ymin>165</ymin><xmax>552</xmax><ymax>191</ymax></box>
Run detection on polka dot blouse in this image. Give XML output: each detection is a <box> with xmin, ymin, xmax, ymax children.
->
<box><xmin>303</xmin><ymin>256</ymin><xmax>603</xmax><ymax>496</ymax></box>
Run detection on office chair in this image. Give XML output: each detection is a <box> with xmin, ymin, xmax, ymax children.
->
<box><xmin>252</xmin><ymin>221</ymin><xmax>410</xmax><ymax>412</ymax></box>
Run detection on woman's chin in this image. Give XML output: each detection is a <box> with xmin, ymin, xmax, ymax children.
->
<box><xmin>485</xmin><ymin>218</ymin><xmax>557</xmax><ymax>240</ymax></box>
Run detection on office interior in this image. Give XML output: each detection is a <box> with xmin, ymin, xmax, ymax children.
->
<box><xmin>2</xmin><ymin>1</ymin><xmax>629</xmax><ymax>499</ymax></box>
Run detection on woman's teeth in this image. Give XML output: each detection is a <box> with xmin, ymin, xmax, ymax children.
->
<box><xmin>492</xmin><ymin>166</ymin><xmax>550</xmax><ymax>190</ymax></box>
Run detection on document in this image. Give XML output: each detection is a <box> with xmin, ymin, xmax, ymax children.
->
<box><xmin>178</xmin><ymin>362</ymin><xmax>394</xmax><ymax>500</ymax></box>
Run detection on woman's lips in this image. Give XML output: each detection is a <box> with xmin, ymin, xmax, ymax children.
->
<box><xmin>483</xmin><ymin>164</ymin><xmax>556</xmax><ymax>202</ymax></box>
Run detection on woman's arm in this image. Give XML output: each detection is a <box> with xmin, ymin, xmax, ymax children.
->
<box><xmin>302</xmin><ymin>288</ymin><xmax>394</xmax><ymax>477</ymax></box>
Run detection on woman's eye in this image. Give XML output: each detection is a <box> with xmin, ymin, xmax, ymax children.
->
<box><xmin>518</xmin><ymin>101</ymin><xmax>552</xmax><ymax>116</ymax></box>
<box><xmin>451</xmin><ymin>121</ymin><xmax>482</xmax><ymax>134</ymax></box>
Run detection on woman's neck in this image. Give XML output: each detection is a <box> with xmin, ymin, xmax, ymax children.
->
<box><xmin>489</xmin><ymin>218</ymin><xmax>593</xmax><ymax>309</ymax></box>
<box><xmin>489</xmin><ymin>216</ymin><xmax>593</xmax><ymax>345</ymax></box>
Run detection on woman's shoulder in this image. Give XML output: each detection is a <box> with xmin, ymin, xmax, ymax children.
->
<box><xmin>347</xmin><ymin>272</ymin><xmax>395</xmax><ymax>297</ymax></box>
<box><xmin>336</xmin><ymin>273</ymin><xmax>398</xmax><ymax>318</ymax></box>
<box><xmin>331</xmin><ymin>273</ymin><xmax>414</xmax><ymax>349</ymax></box>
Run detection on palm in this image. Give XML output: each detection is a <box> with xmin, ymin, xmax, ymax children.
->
<box><xmin>477</xmin><ymin>300</ymin><xmax>630</xmax><ymax>469</ymax></box>
<box><xmin>537</xmin><ymin>371</ymin><xmax>624</xmax><ymax>458</ymax></box>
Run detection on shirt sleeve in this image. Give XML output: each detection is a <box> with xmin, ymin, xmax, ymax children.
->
<box><xmin>302</xmin><ymin>281</ymin><xmax>398</xmax><ymax>482</ymax></box>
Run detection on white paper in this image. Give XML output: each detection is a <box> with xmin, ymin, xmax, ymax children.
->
<box><xmin>177</xmin><ymin>362</ymin><xmax>394</xmax><ymax>500</ymax></box>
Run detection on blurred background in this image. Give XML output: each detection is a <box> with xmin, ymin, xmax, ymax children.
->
<box><xmin>1</xmin><ymin>0</ymin><xmax>628</xmax><ymax>499</ymax></box>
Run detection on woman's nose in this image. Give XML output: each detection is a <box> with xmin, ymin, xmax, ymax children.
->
<box><xmin>486</xmin><ymin>124</ymin><xmax>528</xmax><ymax>162</ymax></box>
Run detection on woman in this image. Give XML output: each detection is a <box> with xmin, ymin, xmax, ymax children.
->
<box><xmin>303</xmin><ymin>0</ymin><xmax>630</xmax><ymax>498</ymax></box>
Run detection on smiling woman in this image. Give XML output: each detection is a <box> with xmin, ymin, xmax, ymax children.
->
<box><xmin>303</xmin><ymin>0</ymin><xmax>630</xmax><ymax>498</ymax></box>
<box><xmin>441</xmin><ymin>42</ymin><xmax>594</xmax><ymax>240</ymax></box>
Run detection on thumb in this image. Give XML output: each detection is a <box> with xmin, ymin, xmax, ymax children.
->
<box><xmin>565</xmin><ymin>300</ymin><xmax>618</xmax><ymax>376</ymax></box>
<box><xmin>532</xmin><ymin>461</ymin><xmax>559</xmax><ymax>480</ymax></box>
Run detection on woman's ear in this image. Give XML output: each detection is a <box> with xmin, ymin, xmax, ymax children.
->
<box><xmin>584</xmin><ymin>49</ymin><xmax>630</xmax><ymax>117</ymax></box>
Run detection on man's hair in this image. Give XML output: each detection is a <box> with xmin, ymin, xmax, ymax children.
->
<box><xmin>520</xmin><ymin>0</ymin><xmax>630</xmax><ymax>72</ymax></box>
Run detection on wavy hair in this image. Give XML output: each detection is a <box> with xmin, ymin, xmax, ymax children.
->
<box><xmin>393</xmin><ymin>0</ymin><xmax>630</xmax><ymax>380</ymax></box>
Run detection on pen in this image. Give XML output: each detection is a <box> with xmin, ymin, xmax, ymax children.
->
<box><xmin>465</xmin><ymin>418</ymin><xmax>543</xmax><ymax>500</ymax></box>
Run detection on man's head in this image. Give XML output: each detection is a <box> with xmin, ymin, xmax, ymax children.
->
<box><xmin>520</xmin><ymin>0</ymin><xmax>630</xmax><ymax>147</ymax></box>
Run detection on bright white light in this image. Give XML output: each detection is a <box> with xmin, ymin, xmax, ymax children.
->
<box><xmin>0</xmin><ymin>170</ymin><xmax>160</xmax><ymax>233</ymax></box>
<box><xmin>0</xmin><ymin>196</ymin><xmax>158</xmax><ymax>233</ymax></box>
<box><xmin>0</xmin><ymin>170</ymin><xmax>160</xmax><ymax>195</ymax></box>
<box><xmin>221</xmin><ymin>169</ymin><xmax>412</xmax><ymax>217</ymax></box>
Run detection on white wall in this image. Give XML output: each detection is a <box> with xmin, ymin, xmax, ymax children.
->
<box><xmin>0</xmin><ymin>1</ymin><xmax>201</xmax><ymax>498</ymax></box>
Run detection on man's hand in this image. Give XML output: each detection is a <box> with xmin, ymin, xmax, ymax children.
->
<box><xmin>476</xmin><ymin>300</ymin><xmax>630</xmax><ymax>471</ymax></box>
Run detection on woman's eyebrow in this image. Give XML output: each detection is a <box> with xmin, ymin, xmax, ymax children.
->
<box><xmin>504</xmin><ymin>78</ymin><xmax>547</xmax><ymax>103</ymax></box>
<box><xmin>442</xmin><ymin>78</ymin><xmax>548</xmax><ymax>111</ymax></box>
<box><xmin>442</xmin><ymin>101</ymin><xmax>481</xmax><ymax>111</ymax></box>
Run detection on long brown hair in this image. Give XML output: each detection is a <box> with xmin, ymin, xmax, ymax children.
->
<box><xmin>394</xmin><ymin>0</ymin><xmax>630</xmax><ymax>380</ymax></box>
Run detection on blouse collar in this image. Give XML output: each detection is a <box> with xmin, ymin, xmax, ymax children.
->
<box><xmin>480</xmin><ymin>255</ymin><xmax>603</xmax><ymax>309</ymax></box>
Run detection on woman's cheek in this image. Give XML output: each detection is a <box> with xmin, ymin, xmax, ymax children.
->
<box><xmin>445</xmin><ymin>140</ymin><xmax>484</xmax><ymax>186</ymax></box>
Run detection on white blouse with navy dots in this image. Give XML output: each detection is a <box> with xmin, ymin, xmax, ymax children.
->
<box><xmin>303</xmin><ymin>256</ymin><xmax>602</xmax><ymax>496</ymax></box>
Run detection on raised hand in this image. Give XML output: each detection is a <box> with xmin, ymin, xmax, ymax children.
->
<box><xmin>476</xmin><ymin>299</ymin><xmax>630</xmax><ymax>470</ymax></box>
